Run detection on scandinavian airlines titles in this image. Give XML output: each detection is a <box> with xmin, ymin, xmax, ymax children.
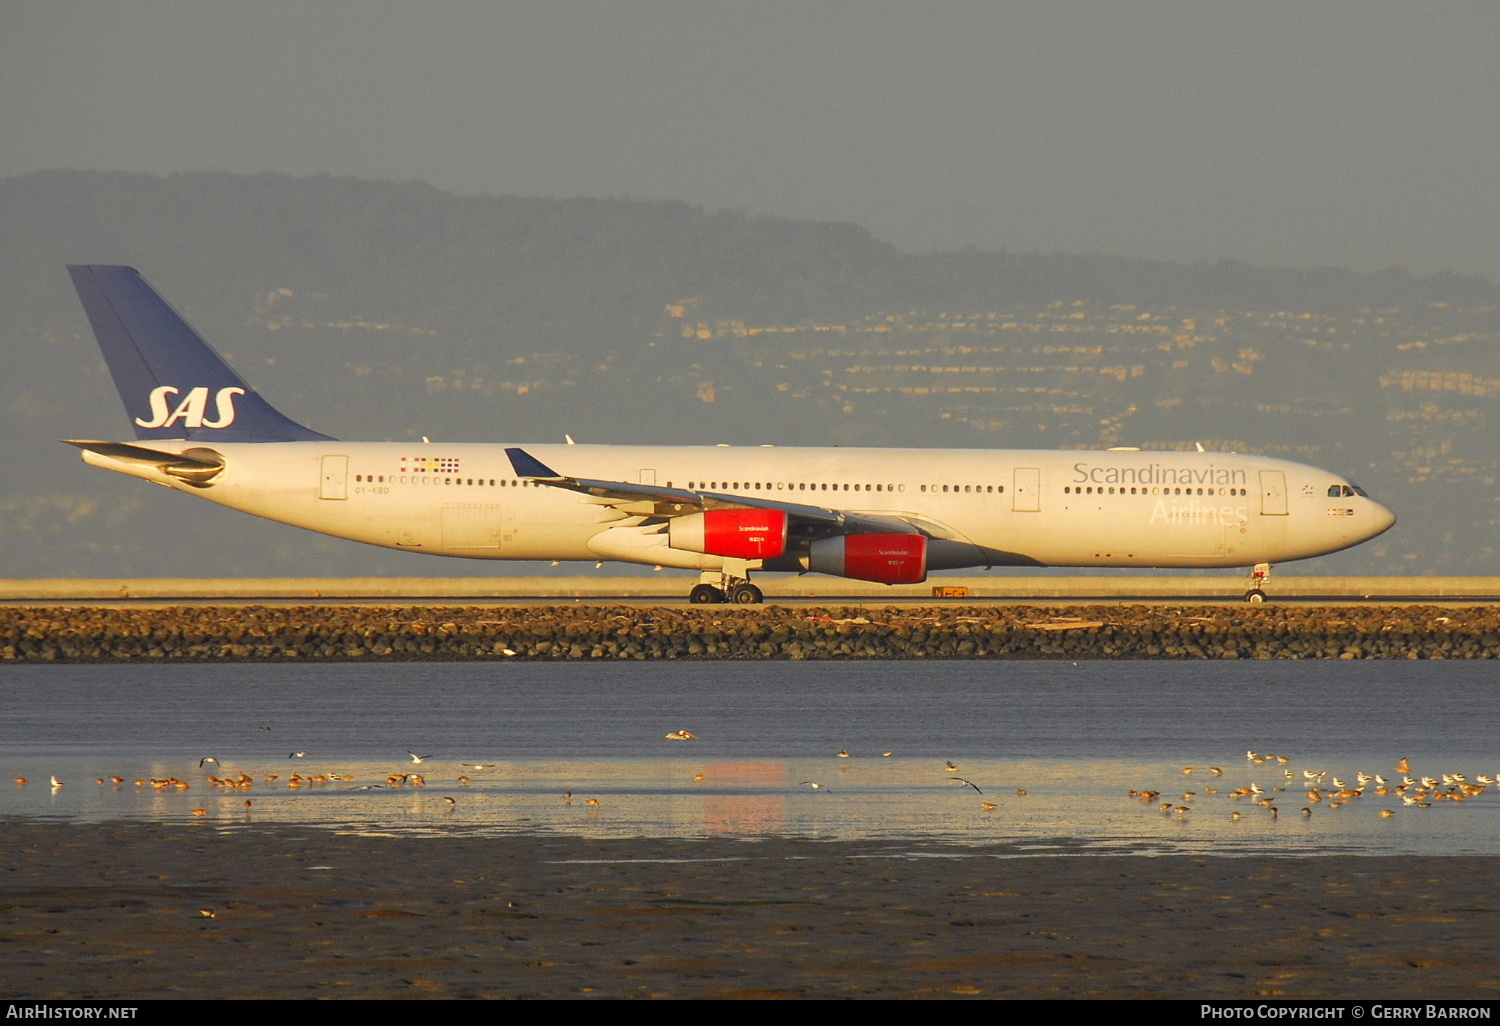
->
<box><xmin>1072</xmin><ymin>461</ymin><xmax>1248</xmax><ymax>487</ymax></box>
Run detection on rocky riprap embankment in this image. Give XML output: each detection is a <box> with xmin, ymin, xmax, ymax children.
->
<box><xmin>2</xmin><ymin>604</ymin><xmax>1497</xmax><ymax>662</ymax></box>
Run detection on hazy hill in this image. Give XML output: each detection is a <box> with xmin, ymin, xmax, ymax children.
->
<box><xmin>1</xmin><ymin>170</ymin><xmax>1495</xmax><ymax>579</ymax></box>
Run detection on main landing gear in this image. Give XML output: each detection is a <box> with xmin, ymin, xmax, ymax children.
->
<box><xmin>689</xmin><ymin>570</ymin><xmax>764</xmax><ymax>605</ymax></box>
<box><xmin>1244</xmin><ymin>562</ymin><xmax>1272</xmax><ymax>604</ymax></box>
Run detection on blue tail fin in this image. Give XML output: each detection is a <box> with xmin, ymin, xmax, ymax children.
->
<box><xmin>67</xmin><ymin>265</ymin><xmax>333</xmax><ymax>442</ymax></box>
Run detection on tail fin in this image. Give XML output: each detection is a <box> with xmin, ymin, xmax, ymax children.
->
<box><xmin>67</xmin><ymin>265</ymin><xmax>332</xmax><ymax>442</ymax></box>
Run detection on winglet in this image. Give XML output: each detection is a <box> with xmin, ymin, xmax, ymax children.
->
<box><xmin>505</xmin><ymin>447</ymin><xmax>563</xmax><ymax>480</ymax></box>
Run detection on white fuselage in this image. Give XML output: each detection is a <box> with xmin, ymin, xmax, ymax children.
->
<box><xmin>86</xmin><ymin>441</ymin><xmax>1396</xmax><ymax>573</ymax></box>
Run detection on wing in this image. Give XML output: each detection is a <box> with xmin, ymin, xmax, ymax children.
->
<box><xmin>504</xmin><ymin>447</ymin><xmax>917</xmax><ymax>537</ymax></box>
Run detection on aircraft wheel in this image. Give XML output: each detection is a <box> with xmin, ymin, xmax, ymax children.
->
<box><xmin>1244</xmin><ymin>589</ymin><xmax>1267</xmax><ymax>604</ymax></box>
<box><xmin>690</xmin><ymin>584</ymin><xmax>727</xmax><ymax>604</ymax></box>
<box><xmin>729</xmin><ymin>583</ymin><xmax>764</xmax><ymax>605</ymax></box>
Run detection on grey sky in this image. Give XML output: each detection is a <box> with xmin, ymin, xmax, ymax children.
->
<box><xmin>4</xmin><ymin>1</ymin><xmax>1497</xmax><ymax>279</ymax></box>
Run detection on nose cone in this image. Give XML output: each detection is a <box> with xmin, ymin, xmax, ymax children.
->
<box><xmin>1366</xmin><ymin>501</ymin><xmax>1397</xmax><ymax>540</ymax></box>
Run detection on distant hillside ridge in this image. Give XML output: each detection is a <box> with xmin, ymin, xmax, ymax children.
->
<box><xmin>3</xmin><ymin>170</ymin><xmax>1494</xmax><ymax>346</ymax></box>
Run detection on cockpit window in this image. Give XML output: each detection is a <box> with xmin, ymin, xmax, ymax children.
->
<box><xmin>1328</xmin><ymin>484</ymin><xmax>1363</xmax><ymax>498</ymax></box>
<box><xmin>1350</xmin><ymin>484</ymin><xmax>1369</xmax><ymax>497</ymax></box>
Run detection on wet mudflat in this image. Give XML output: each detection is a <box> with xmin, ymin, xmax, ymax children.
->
<box><xmin>3</xmin><ymin>820</ymin><xmax>1497</xmax><ymax>1000</ymax></box>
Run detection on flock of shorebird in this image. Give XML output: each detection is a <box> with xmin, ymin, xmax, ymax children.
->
<box><xmin>1129</xmin><ymin>750</ymin><xmax>1496</xmax><ymax>822</ymax></box>
<box><xmin>13</xmin><ymin>731</ymin><xmax>1035</xmax><ymax>818</ymax></box>
<box><xmin>17</xmin><ymin>764</ymin><xmax>477</xmax><ymax>815</ymax></box>
<box><xmin>28</xmin><ymin>735</ymin><xmax>1487</xmax><ymax>830</ymax></box>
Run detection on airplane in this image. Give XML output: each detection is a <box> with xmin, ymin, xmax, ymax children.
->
<box><xmin>63</xmin><ymin>265</ymin><xmax>1396</xmax><ymax>604</ymax></box>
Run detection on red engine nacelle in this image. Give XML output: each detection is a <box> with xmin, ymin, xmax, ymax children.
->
<box><xmin>668</xmin><ymin>509</ymin><xmax>789</xmax><ymax>560</ymax></box>
<box><xmin>808</xmin><ymin>533</ymin><xmax>928</xmax><ymax>584</ymax></box>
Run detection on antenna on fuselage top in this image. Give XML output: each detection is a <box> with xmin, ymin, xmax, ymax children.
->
<box><xmin>1195</xmin><ymin>442</ymin><xmax>1205</xmax><ymax>452</ymax></box>
<box><xmin>565</xmin><ymin>434</ymin><xmax>576</xmax><ymax>445</ymax></box>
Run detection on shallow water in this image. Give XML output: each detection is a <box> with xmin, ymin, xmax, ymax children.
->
<box><xmin>2</xmin><ymin>660</ymin><xmax>1495</xmax><ymax>855</ymax></box>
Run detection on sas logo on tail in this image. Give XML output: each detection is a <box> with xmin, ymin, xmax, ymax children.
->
<box><xmin>136</xmin><ymin>386</ymin><xmax>246</xmax><ymax>429</ymax></box>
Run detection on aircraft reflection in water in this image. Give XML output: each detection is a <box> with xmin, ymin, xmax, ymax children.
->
<box><xmin>66</xmin><ymin>266</ymin><xmax>1394</xmax><ymax>603</ymax></box>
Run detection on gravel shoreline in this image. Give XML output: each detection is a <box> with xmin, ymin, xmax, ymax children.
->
<box><xmin>5</xmin><ymin>603</ymin><xmax>1499</xmax><ymax>662</ymax></box>
<box><xmin>2</xmin><ymin>820</ymin><xmax>1496</xmax><ymax>999</ymax></box>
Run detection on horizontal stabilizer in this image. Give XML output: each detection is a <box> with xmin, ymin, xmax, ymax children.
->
<box><xmin>64</xmin><ymin>439</ymin><xmax>225</xmax><ymax>485</ymax></box>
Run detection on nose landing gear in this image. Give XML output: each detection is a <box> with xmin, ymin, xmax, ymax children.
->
<box><xmin>1244</xmin><ymin>562</ymin><xmax>1272</xmax><ymax>603</ymax></box>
